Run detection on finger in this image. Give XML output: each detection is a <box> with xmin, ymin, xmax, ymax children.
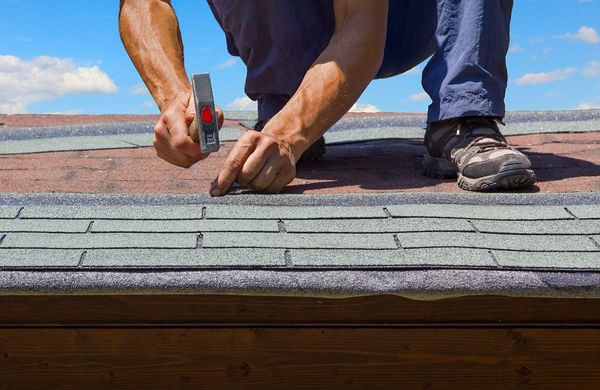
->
<box><xmin>165</xmin><ymin>111</ymin><xmax>203</xmax><ymax>160</ymax></box>
<box><xmin>263</xmin><ymin>172</ymin><xmax>292</xmax><ymax>194</ymax></box>
<box><xmin>154</xmin><ymin>132</ymin><xmax>195</xmax><ymax>168</ymax></box>
<box><xmin>154</xmin><ymin>121</ymin><xmax>180</xmax><ymax>165</ymax></box>
<box><xmin>186</xmin><ymin>110</ymin><xmax>200</xmax><ymax>142</ymax></box>
<box><xmin>237</xmin><ymin>142</ymin><xmax>275</xmax><ymax>186</ymax></box>
<box><xmin>170</xmin><ymin>126</ymin><xmax>203</xmax><ymax>160</ymax></box>
<box><xmin>247</xmin><ymin>155</ymin><xmax>280</xmax><ymax>191</ymax></box>
<box><xmin>211</xmin><ymin>132</ymin><xmax>259</xmax><ymax>196</ymax></box>
<box><xmin>215</xmin><ymin>104</ymin><xmax>225</xmax><ymax>129</ymax></box>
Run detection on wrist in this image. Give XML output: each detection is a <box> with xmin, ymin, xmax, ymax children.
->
<box><xmin>262</xmin><ymin>118</ymin><xmax>312</xmax><ymax>163</ymax></box>
<box><xmin>157</xmin><ymin>83</ymin><xmax>192</xmax><ymax>112</ymax></box>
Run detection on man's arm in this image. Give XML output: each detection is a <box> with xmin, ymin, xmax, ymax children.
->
<box><xmin>212</xmin><ymin>0</ymin><xmax>388</xmax><ymax>195</ymax></box>
<box><xmin>119</xmin><ymin>0</ymin><xmax>222</xmax><ymax>168</ymax></box>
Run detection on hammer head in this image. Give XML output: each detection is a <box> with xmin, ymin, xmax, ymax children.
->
<box><xmin>191</xmin><ymin>73</ymin><xmax>220</xmax><ymax>153</ymax></box>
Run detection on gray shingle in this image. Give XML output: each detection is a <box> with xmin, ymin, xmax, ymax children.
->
<box><xmin>203</xmin><ymin>233</ymin><xmax>396</xmax><ymax>249</ymax></box>
<box><xmin>83</xmin><ymin>248</ymin><xmax>284</xmax><ymax>268</ymax></box>
<box><xmin>0</xmin><ymin>219</ymin><xmax>90</xmax><ymax>233</ymax></box>
<box><xmin>2</xmin><ymin>233</ymin><xmax>197</xmax><ymax>249</ymax></box>
<box><xmin>286</xmin><ymin>218</ymin><xmax>473</xmax><ymax>233</ymax></box>
<box><xmin>566</xmin><ymin>206</ymin><xmax>600</xmax><ymax>220</ymax></box>
<box><xmin>473</xmin><ymin>219</ymin><xmax>600</xmax><ymax>235</ymax></box>
<box><xmin>0</xmin><ymin>249</ymin><xmax>81</xmax><ymax>267</ymax></box>
<box><xmin>206</xmin><ymin>206</ymin><xmax>386</xmax><ymax>219</ymax></box>
<box><xmin>291</xmin><ymin>248</ymin><xmax>494</xmax><ymax>267</ymax></box>
<box><xmin>395</xmin><ymin>232</ymin><xmax>598</xmax><ymax>251</ymax></box>
<box><xmin>386</xmin><ymin>205</ymin><xmax>571</xmax><ymax>220</ymax></box>
<box><xmin>92</xmin><ymin>219</ymin><xmax>278</xmax><ymax>233</ymax></box>
<box><xmin>21</xmin><ymin>206</ymin><xmax>204</xmax><ymax>220</ymax></box>
<box><xmin>0</xmin><ymin>135</ymin><xmax>147</xmax><ymax>155</ymax></box>
<box><xmin>493</xmin><ymin>250</ymin><xmax>600</xmax><ymax>270</ymax></box>
<box><xmin>0</xmin><ymin>206</ymin><xmax>20</xmax><ymax>219</ymax></box>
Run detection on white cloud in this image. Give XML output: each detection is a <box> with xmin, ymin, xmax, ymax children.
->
<box><xmin>583</xmin><ymin>60</ymin><xmax>600</xmax><ymax>77</ymax></box>
<box><xmin>129</xmin><ymin>83</ymin><xmax>149</xmax><ymax>95</ymax></box>
<box><xmin>215</xmin><ymin>58</ymin><xmax>237</xmax><ymax>70</ymax></box>
<box><xmin>0</xmin><ymin>55</ymin><xmax>118</xmax><ymax>114</ymax></box>
<box><xmin>44</xmin><ymin>109</ymin><xmax>82</xmax><ymax>115</ymax></box>
<box><xmin>576</xmin><ymin>102</ymin><xmax>600</xmax><ymax>109</ymax></box>
<box><xmin>515</xmin><ymin>67</ymin><xmax>576</xmax><ymax>86</ymax></box>
<box><xmin>508</xmin><ymin>44</ymin><xmax>525</xmax><ymax>54</ymax></box>
<box><xmin>349</xmin><ymin>103</ymin><xmax>380</xmax><ymax>113</ymax></box>
<box><xmin>225</xmin><ymin>96</ymin><xmax>257</xmax><ymax>111</ymax></box>
<box><xmin>556</xmin><ymin>26</ymin><xmax>600</xmax><ymax>44</ymax></box>
<box><xmin>409</xmin><ymin>92</ymin><xmax>429</xmax><ymax>101</ymax></box>
<box><xmin>142</xmin><ymin>101</ymin><xmax>155</xmax><ymax>109</ymax></box>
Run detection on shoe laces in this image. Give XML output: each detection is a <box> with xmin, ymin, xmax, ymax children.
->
<box><xmin>449</xmin><ymin>118</ymin><xmax>510</xmax><ymax>159</ymax></box>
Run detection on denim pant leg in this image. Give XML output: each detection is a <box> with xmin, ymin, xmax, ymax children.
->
<box><xmin>422</xmin><ymin>0</ymin><xmax>514</xmax><ymax>124</ymax></box>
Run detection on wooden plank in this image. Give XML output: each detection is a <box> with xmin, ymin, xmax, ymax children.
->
<box><xmin>1</xmin><ymin>295</ymin><xmax>600</xmax><ymax>326</ymax></box>
<box><xmin>0</xmin><ymin>328</ymin><xmax>599</xmax><ymax>389</ymax></box>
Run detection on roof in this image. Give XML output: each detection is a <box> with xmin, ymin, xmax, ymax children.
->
<box><xmin>1</xmin><ymin>110</ymin><xmax>599</xmax><ymax>300</ymax></box>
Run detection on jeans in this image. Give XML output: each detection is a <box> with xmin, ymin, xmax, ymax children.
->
<box><xmin>208</xmin><ymin>0</ymin><xmax>513</xmax><ymax>124</ymax></box>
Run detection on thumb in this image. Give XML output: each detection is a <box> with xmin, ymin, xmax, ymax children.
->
<box><xmin>215</xmin><ymin>104</ymin><xmax>225</xmax><ymax>130</ymax></box>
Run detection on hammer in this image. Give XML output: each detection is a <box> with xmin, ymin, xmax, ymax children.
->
<box><xmin>189</xmin><ymin>73</ymin><xmax>220</xmax><ymax>153</ymax></box>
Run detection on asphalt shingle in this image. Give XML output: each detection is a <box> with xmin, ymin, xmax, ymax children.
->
<box><xmin>92</xmin><ymin>219</ymin><xmax>278</xmax><ymax>233</ymax></box>
<box><xmin>0</xmin><ymin>219</ymin><xmax>90</xmax><ymax>233</ymax></box>
<box><xmin>206</xmin><ymin>206</ymin><xmax>386</xmax><ymax>219</ymax></box>
<box><xmin>472</xmin><ymin>219</ymin><xmax>600</xmax><ymax>235</ymax></box>
<box><xmin>493</xmin><ymin>250</ymin><xmax>600</xmax><ymax>270</ymax></box>
<box><xmin>0</xmin><ymin>249</ymin><xmax>81</xmax><ymax>267</ymax></box>
<box><xmin>203</xmin><ymin>232</ymin><xmax>397</xmax><ymax>249</ymax></box>
<box><xmin>286</xmin><ymin>218</ymin><xmax>473</xmax><ymax>233</ymax></box>
<box><xmin>291</xmin><ymin>248</ymin><xmax>495</xmax><ymax>267</ymax></box>
<box><xmin>0</xmin><ymin>206</ymin><xmax>20</xmax><ymax>219</ymax></box>
<box><xmin>0</xmin><ymin>201</ymin><xmax>598</xmax><ymax>271</ymax></box>
<box><xmin>21</xmin><ymin>206</ymin><xmax>204</xmax><ymax>220</ymax></box>
<box><xmin>566</xmin><ymin>206</ymin><xmax>600</xmax><ymax>220</ymax></box>
<box><xmin>387</xmin><ymin>205</ymin><xmax>572</xmax><ymax>220</ymax></box>
<box><xmin>395</xmin><ymin>232</ymin><xmax>598</xmax><ymax>251</ymax></box>
<box><xmin>83</xmin><ymin>248</ymin><xmax>284</xmax><ymax>268</ymax></box>
<box><xmin>2</xmin><ymin>233</ymin><xmax>197</xmax><ymax>249</ymax></box>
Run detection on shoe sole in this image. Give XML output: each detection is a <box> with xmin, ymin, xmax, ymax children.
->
<box><xmin>423</xmin><ymin>154</ymin><xmax>536</xmax><ymax>191</ymax></box>
<box><xmin>458</xmin><ymin>160</ymin><xmax>537</xmax><ymax>192</ymax></box>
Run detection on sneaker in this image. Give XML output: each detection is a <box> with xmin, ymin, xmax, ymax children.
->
<box><xmin>423</xmin><ymin>117</ymin><xmax>536</xmax><ymax>191</ymax></box>
<box><xmin>254</xmin><ymin>120</ymin><xmax>326</xmax><ymax>162</ymax></box>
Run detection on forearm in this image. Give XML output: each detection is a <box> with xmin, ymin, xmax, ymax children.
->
<box><xmin>262</xmin><ymin>2</ymin><xmax>388</xmax><ymax>161</ymax></box>
<box><xmin>119</xmin><ymin>0</ymin><xmax>190</xmax><ymax>111</ymax></box>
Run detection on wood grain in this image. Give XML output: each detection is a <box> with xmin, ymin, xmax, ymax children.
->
<box><xmin>1</xmin><ymin>328</ymin><xmax>599</xmax><ymax>389</ymax></box>
<box><xmin>1</xmin><ymin>295</ymin><xmax>600</xmax><ymax>326</ymax></box>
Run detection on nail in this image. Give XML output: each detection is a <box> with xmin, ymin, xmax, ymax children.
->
<box><xmin>210</xmin><ymin>188</ymin><xmax>221</xmax><ymax>197</ymax></box>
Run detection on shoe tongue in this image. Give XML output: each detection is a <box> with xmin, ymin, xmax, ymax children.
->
<box><xmin>470</xmin><ymin>127</ymin><xmax>498</xmax><ymax>137</ymax></box>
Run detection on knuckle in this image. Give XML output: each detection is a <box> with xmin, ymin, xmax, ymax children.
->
<box><xmin>225</xmin><ymin>158</ymin><xmax>243</xmax><ymax>172</ymax></box>
<box><xmin>153</xmin><ymin>123</ymin><xmax>165</xmax><ymax>136</ymax></box>
<box><xmin>180</xmin><ymin>160</ymin><xmax>194</xmax><ymax>169</ymax></box>
<box><xmin>172</xmin><ymin>136</ymin><xmax>188</xmax><ymax>151</ymax></box>
<box><xmin>280</xmin><ymin>164</ymin><xmax>294</xmax><ymax>177</ymax></box>
<box><xmin>245</xmin><ymin>130</ymin><xmax>261</xmax><ymax>142</ymax></box>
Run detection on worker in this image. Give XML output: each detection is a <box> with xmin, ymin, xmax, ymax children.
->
<box><xmin>119</xmin><ymin>0</ymin><xmax>536</xmax><ymax>195</ymax></box>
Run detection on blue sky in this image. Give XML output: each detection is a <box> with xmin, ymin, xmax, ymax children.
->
<box><xmin>1</xmin><ymin>0</ymin><xmax>599</xmax><ymax>114</ymax></box>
